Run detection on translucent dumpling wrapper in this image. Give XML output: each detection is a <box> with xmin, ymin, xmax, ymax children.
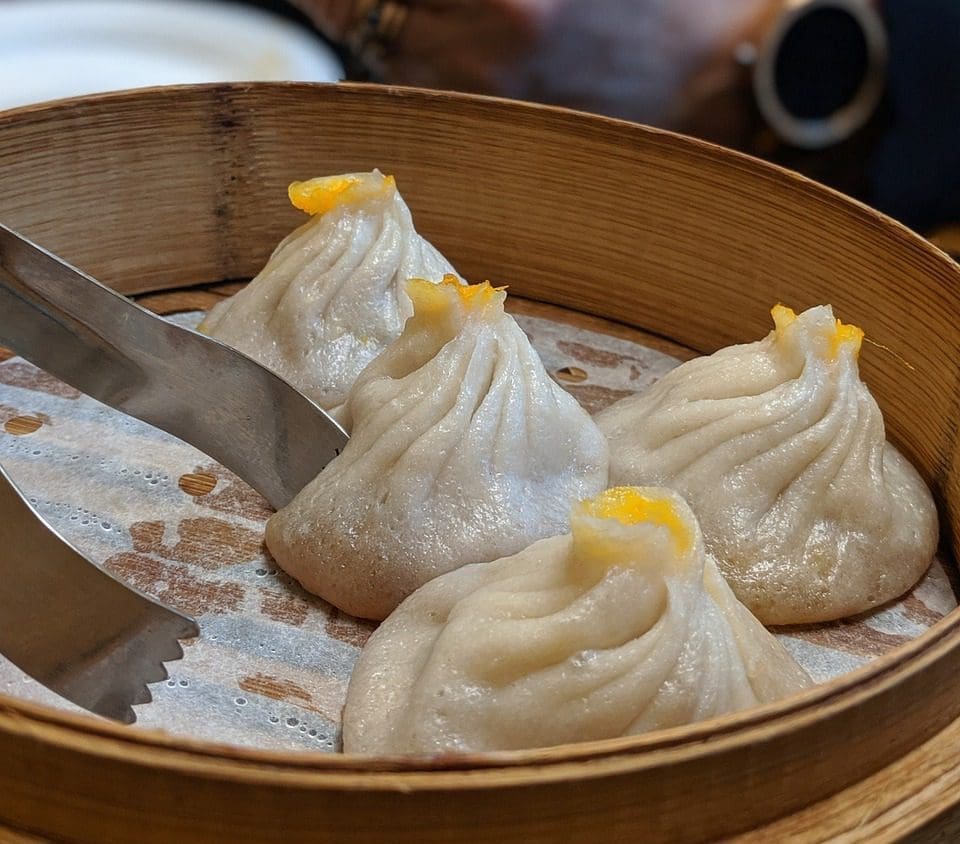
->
<box><xmin>199</xmin><ymin>170</ymin><xmax>462</xmax><ymax>410</ymax></box>
<box><xmin>265</xmin><ymin>278</ymin><xmax>609</xmax><ymax>620</ymax></box>
<box><xmin>596</xmin><ymin>304</ymin><xmax>939</xmax><ymax>625</ymax></box>
<box><xmin>342</xmin><ymin>486</ymin><xmax>812</xmax><ymax>754</ymax></box>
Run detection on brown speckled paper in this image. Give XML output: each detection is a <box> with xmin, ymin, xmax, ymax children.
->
<box><xmin>0</xmin><ymin>301</ymin><xmax>954</xmax><ymax>750</ymax></box>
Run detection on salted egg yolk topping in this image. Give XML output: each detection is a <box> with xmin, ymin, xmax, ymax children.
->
<box><xmin>578</xmin><ymin>486</ymin><xmax>693</xmax><ymax>557</ymax></box>
<box><xmin>772</xmin><ymin>303</ymin><xmax>864</xmax><ymax>361</ymax></box>
<box><xmin>288</xmin><ymin>172</ymin><xmax>396</xmax><ymax>216</ymax></box>
<box><xmin>406</xmin><ymin>277</ymin><xmax>506</xmax><ymax>318</ymax></box>
<box><xmin>571</xmin><ymin>488</ymin><xmax>696</xmax><ymax>583</ymax></box>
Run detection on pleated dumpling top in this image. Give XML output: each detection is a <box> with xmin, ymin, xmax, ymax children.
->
<box><xmin>597</xmin><ymin>305</ymin><xmax>938</xmax><ymax>625</ymax></box>
<box><xmin>200</xmin><ymin>170</ymin><xmax>461</xmax><ymax>409</ymax></box>
<box><xmin>266</xmin><ymin>278</ymin><xmax>609</xmax><ymax>620</ymax></box>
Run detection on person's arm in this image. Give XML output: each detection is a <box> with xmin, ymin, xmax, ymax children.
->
<box><xmin>295</xmin><ymin>0</ymin><xmax>774</xmax><ymax>128</ymax></box>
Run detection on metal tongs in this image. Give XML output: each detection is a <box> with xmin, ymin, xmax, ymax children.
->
<box><xmin>0</xmin><ymin>223</ymin><xmax>349</xmax><ymax>722</ymax></box>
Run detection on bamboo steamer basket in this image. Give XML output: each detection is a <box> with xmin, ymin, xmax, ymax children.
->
<box><xmin>0</xmin><ymin>83</ymin><xmax>959</xmax><ymax>844</ymax></box>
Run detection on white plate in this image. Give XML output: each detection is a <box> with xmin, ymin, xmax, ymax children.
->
<box><xmin>0</xmin><ymin>0</ymin><xmax>343</xmax><ymax>110</ymax></box>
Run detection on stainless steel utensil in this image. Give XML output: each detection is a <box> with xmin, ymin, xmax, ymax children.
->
<box><xmin>0</xmin><ymin>222</ymin><xmax>349</xmax><ymax>510</ymax></box>
<box><xmin>0</xmin><ymin>223</ymin><xmax>350</xmax><ymax>721</ymax></box>
<box><xmin>0</xmin><ymin>463</ymin><xmax>199</xmax><ymax>723</ymax></box>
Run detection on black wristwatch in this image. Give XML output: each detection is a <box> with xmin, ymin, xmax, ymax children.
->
<box><xmin>750</xmin><ymin>0</ymin><xmax>888</xmax><ymax>149</ymax></box>
<box><xmin>744</xmin><ymin>0</ymin><xmax>960</xmax><ymax>231</ymax></box>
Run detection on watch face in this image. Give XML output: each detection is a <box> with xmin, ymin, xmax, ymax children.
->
<box><xmin>754</xmin><ymin>0</ymin><xmax>887</xmax><ymax>149</ymax></box>
<box><xmin>775</xmin><ymin>6</ymin><xmax>869</xmax><ymax>121</ymax></box>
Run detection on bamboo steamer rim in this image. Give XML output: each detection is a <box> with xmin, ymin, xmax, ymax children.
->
<box><xmin>0</xmin><ymin>83</ymin><xmax>959</xmax><ymax>841</ymax></box>
<box><xmin>1</xmin><ymin>608</ymin><xmax>958</xmax><ymax>780</ymax></box>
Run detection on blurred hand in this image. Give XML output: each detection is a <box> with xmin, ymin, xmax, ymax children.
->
<box><xmin>296</xmin><ymin>0</ymin><xmax>773</xmax><ymax>129</ymax></box>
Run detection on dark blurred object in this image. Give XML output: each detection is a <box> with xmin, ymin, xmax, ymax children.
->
<box><xmin>754</xmin><ymin>1</ymin><xmax>887</xmax><ymax>150</ymax></box>
<box><xmin>871</xmin><ymin>0</ymin><xmax>960</xmax><ymax>232</ymax></box>
<box><xmin>771</xmin><ymin>0</ymin><xmax>960</xmax><ymax>235</ymax></box>
<box><xmin>762</xmin><ymin>0</ymin><xmax>960</xmax><ymax>236</ymax></box>
<box><xmin>244</xmin><ymin>0</ymin><xmax>960</xmax><ymax>239</ymax></box>
<box><xmin>684</xmin><ymin>0</ymin><xmax>960</xmax><ymax>236</ymax></box>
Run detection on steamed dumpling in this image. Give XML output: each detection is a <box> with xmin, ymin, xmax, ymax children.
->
<box><xmin>343</xmin><ymin>486</ymin><xmax>812</xmax><ymax>754</ymax></box>
<box><xmin>199</xmin><ymin>170</ymin><xmax>461</xmax><ymax>409</ymax></box>
<box><xmin>597</xmin><ymin>304</ymin><xmax>939</xmax><ymax>625</ymax></box>
<box><xmin>265</xmin><ymin>278</ymin><xmax>609</xmax><ymax>620</ymax></box>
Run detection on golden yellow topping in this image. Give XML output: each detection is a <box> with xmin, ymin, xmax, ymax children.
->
<box><xmin>407</xmin><ymin>276</ymin><xmax>504</xmax><ymax>317</ymax></box>
<box><xmin>288</xmin><ymin>172</ymin><xmax>396</xmax><ymax>215</ymax></box>
<box><xmin>578</xmin><ymin>487</ymin><xmax>693</xmax><ymax>556</ymax></box>
<box><xmin>771</xmin><ymin>303</ymin><xmax>797</xmax><ymax>334</ymax></box>
<box><xmin>771</xmin><ymin>303</ymin><xmax>863</xmax><ymax>361</ymax></box>
<box><xmin>406</xmin><ymin>275</ymin><xmax>463</xmax><ymax>315</ymax></box>
<box><xmin>828</xmin><ymin>318</ymin><xmax>864</xmax><ymax>359</ymax></box>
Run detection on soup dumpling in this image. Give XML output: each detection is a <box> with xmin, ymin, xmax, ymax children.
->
<box><xmin>343</xmin><ymin>486</ymin><xmax>812</xmax><ymax>754</ymax></box>
<box><xmin>200</xmin><ymin>170</ymin><xmax>461</xmax><ymax>410</ymax></box>
<box><xmin>266</xmin><ymin>278</ymin><xmax>609</xmax><ymax>620</ymax></box>
<box><xmin>597</xmin><ymin>304</ymin><xmax>938</xmax><ymax>625</ymax></box>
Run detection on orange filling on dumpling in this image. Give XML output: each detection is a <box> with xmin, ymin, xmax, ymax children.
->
<box><xmin>772</xmin><ymin>303</ymin><xmax>863</xmax><ymax>361</ymax></box>
<box><xmin>407</xmin><ymin>277</ymin><xmax>505</xmax><ymax>317</ymax></box>
<box><xmin>579</xmin><ymin>486</ymin><xmax>693</xmax><ymax>556</ymax></box>
<box><xmin>289</xmin><ymin>172</ymin><xmax>396</xmax><ymax>215</ymax></box>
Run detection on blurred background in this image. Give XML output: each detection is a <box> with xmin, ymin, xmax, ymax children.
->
<box><xmin>1</xmin><ymin>0</ymin><xmax>958</xmax><ymax>252</ymax></box>
<box><xmin>0</xmin><ymin>0</ymin><xmax>342</xmax><ymax>110</ymax></box>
